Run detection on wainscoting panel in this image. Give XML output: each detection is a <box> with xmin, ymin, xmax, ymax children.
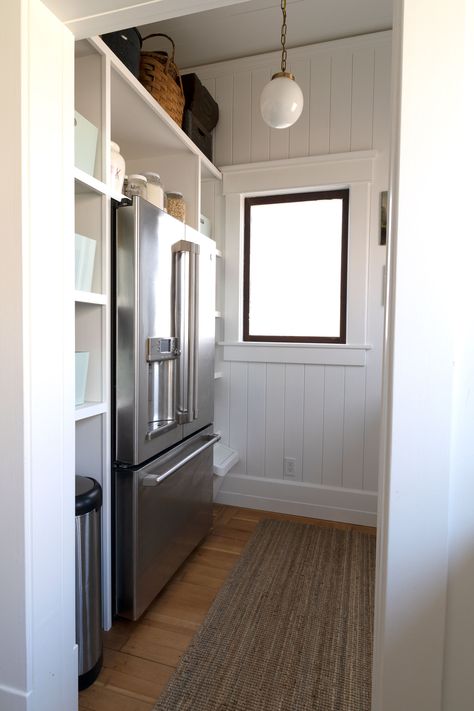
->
<box><xmin>228</xmin><ymin>361</ymin><xmax>248</xmax><ymax>475</ymax></box>
<box><xmin>322</xmin><ymin>366</ymin><xmax>346</xmax><ymax>488</ymax></box>
<box><xmin>246</xmin><ymin>363</ymin><xmax>267</xmax><ymax>478</ymax></box>
<box><xmin>283</xmin><ymin>364</ymin><xmax>305</xmax><ymax>482</ymax></box>
<box><xmin>302</xmin><ymin>365</ymin><xmax>325</xmax><ymax>485</ymax></box>
<box><xmin>216</xmin><ymin>362</ymin><xmax>375</xmax><ymax>496</ymax></box>
<box><xmin>264</xmin><ymin>364</ymin><xmax>286</xmax><ymax>479</ymax></box>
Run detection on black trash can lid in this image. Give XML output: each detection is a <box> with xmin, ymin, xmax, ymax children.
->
<box><xmin>75</xmin><ymin>476</ymin><xmax>102</xmax><ymax>516</ymax></box>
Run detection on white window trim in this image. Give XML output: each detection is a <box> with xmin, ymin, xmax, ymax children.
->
<box><xmin>220</xmin><ymin>150</ymin><xmax>376</xmax><ymax>365</ymax></box>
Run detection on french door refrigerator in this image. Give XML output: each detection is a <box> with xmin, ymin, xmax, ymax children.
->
<box><xmin>113</xmin><ymin>196</ymin><xmax>219</xmax><ymax>621</ymax></box>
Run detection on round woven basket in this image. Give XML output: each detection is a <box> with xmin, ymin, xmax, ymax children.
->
<box><xmin>139</xmin><ymin>33</ymin><xmax>185</xmax><ymax>126</ymax></box>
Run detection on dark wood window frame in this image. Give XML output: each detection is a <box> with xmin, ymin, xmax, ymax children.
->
<box><xmin>243</xmin><ymin>189</ymin><xmax>349</xmax><ymax>343</ymax></box>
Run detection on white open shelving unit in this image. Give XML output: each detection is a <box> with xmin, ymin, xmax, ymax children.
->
<box><xmin>74</xmin><ymin>35</ymin><xmax>222</xmax><ymax>628</ymax></box>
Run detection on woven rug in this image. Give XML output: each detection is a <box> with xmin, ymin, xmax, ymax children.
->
<box><xmin>154</xmin><ymin>519</ymin><xmax>376</xmax><ymax>711</ymax></box>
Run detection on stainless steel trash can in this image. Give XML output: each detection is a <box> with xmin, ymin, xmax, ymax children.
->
<box><xmin>75</xmin><ymin>476</ymin><xmax>103</xmax><ymax>690</ymax></box>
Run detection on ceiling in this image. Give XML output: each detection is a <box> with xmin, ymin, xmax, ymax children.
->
<box><xmin>138</xmin><ymin>0</ymin><xmax>393</xmax><ymax>69</ymax></box>
<box><xmin>42</xmin><ymin>0</ymin><xmax>392</xmax><ymax>52</ymax></box>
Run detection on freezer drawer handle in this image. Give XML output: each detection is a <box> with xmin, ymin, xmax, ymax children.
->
<box><xmin>142</xmin><ymin>433</ymin><xmax>221</xmax><ymax>487</ymax></box>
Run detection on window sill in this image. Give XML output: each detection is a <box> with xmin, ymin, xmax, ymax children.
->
<box><xmin>219</xmin><ymin>342</ymin><xmax>372</xmax><ymax>367</ymax></box>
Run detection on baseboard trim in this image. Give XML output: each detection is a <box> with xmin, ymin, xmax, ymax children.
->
<box><xmin>215</xmin><ymin>473</ymin><xmax>377</xmax><ymax>526</ymax></box>
<box><xmin>0</xmin><ymin>685</ymin><xmax>30</xmax><ymax>711</ymax></box>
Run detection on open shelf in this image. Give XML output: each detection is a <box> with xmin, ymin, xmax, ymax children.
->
<box><xmin>87</xmin><ymin>37</ymin><xmax>221</xmax><ymax>182</ymax></box>
<box><xmin>74</xmin><ymin>167</ymin><xmax>126</xmax><ymax>202</ymax></box>
<box><xmin>75</xmin><ymin>290</ymin><xmax>107</xmax><ymax>305</ymax></box>
<box><xmin>74</xmin><ymin>167</ymin><xmax>108</xmax><ymax>196</ymax></box>
<box><xmin>75</xmin><ymin>401</ymin><xmax>107</xmax><ymax>421</ymax></box>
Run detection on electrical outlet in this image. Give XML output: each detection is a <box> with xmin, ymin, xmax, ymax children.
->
<box><xmin>283</xmin><ymin>457</ymin><xmax>296</xmax><ymax>480</ymax></box>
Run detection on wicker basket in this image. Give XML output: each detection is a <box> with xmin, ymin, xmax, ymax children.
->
<box><xmin>139</xmin><ymin>33</ymin><xmax>185</xmax><ymax>126</ymax></box>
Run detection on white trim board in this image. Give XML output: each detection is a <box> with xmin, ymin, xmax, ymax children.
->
<box><xmin>222</xmin><ymin>162</ymin><xmax>373</xmax><ymax>345</ymax></box>
<box><xmin>221</xmin><ymin>151</ymin><xmax>376</xmax><ymax>195</ymax></box>
<box><xmin>216</xmin><ymin>473</ymin><xmax>377</xmax><ymax>526</ymax></box>
<box><xmin>222</xmin><ymin>343</ymin><xmax>370</xmax><ymax>366</ymax></box>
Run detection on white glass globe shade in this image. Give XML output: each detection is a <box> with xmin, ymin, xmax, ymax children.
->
<box><xmin>260</xmin><ymin>74</ymin><xmax>304</xmax><ymax>129</ymax></box>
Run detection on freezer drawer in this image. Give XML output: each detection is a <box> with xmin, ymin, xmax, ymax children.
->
<box><xmin>115</xmin><ymin>427</ymin><xmax>219</xmax><ymax>620</ymax></box>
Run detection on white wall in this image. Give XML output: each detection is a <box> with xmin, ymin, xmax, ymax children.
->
<box><xmin>442</xmin><ymin>2</ymin><xmax>474</xmax><ymax>708</ymax></box>
<box><xmin>0</xmin><ymin>1</ymin><xmax>76</xmax><ymax>709</ymax></box>
<box><xmin>195</xmin><ymin>31</ymin><xmax>391</xmax><ymax>524</ymax></box>
<box><xmin>372</xmin><ymin>0</ymin><xmax>474</xmax><ymax>709</ymax></box>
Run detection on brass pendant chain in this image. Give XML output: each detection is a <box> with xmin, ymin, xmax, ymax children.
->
<box><xmin>280</xmin><ymin>0</ymin><xmax>288</xmax><ymax>73</ymax></box>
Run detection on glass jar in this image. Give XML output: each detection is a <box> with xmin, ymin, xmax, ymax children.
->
<box><xmin>144</xmin><ymin>172</ymin><xmax>164</xmax><ymax>210</ymax></box>
<box><xmin>126</xmin><ymin>174</ymin><xmax>147</xmax><ymax>199</ymax></box>
<box><xmin>165</xmin><ymin>191</ymin><xmax>186</xmax><ymax>222</ymax></box>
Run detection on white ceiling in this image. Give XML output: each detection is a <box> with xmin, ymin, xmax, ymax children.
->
<box><xmin>42</xmin><ymin>0</ymin><xmax>392</xmax><ymax>58</ymax></box>
<box><xmin>138</xmin><ymin>0</ymin><xmax>393</xmax><ymax>69</ymax></box>
<box><xmin>42</xmin><ymin>0</ymin><xmax>255</xmax><ymax>38</ymax></box>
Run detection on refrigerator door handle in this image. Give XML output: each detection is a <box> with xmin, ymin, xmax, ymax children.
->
<box><xmin>142</xmin><ymin>433</ymin><xmax>221</xmax><ymax>487</ymax></box>
<box><xmin>173</xmin><ymin>240</ymin><xmax>200</xmax><ymax>424</ymax></box>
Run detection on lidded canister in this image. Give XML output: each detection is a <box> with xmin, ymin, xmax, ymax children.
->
<box><xmin>143</xmin><ymin>172</ymin><xmax>164</xmax><ymax>210</ymax></box>
<box><xmin>126</xmin><ymin>174</ymin><xmax>147</xmax><ymax>199</ymax></box>
<box><xmin>165</xmin><ymin>191</ymin><xmax>186</xmax><ymax>222</ymax></box>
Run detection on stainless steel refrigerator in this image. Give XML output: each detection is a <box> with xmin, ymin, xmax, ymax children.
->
<box><xmin>113</xmin><ymin>196</ymin><xmax>219</xmax><ymax>621</ymax></box>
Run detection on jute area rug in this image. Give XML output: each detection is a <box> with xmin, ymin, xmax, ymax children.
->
<box><xmin>154</xmin><ymin>519</ymin><xmax>376</xmax><ymax>711</ymax></box>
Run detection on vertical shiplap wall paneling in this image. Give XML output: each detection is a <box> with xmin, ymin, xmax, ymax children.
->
<box><xmin>329</xmin><ymin>49</ymin><xmax>353</xmax><ymax>153</ymax></box>
<box><xmin>309</xmin><ymin>53</ymin><xmax>331</xmax><ymax>155</ymax></box>
<box><xmin>342</xmin><ymin>367</ymin><xmax>366</xmax><ymax>490</ymax></box>
<box><xmin>229</xmin><ymin>362</ymin><xmax>248</xmax><ymax>474</ymax></box>
<box><xmin>214</xmin><ymin>75</ymin><xmax>234</xmax><ymax>166</ymax></box>
<box><xmin>269</xmin><ymin>126</ymin><xmax>290</xmax><ymax>161</ymax></box>
<box><xmin>284</xmin><ymin>365</ymin><xmax>305</xmax><ymax>480</ymax></box>
<box><xmin>351</xmin><ymin>48</ymin><xmax>375</xmax><ymax>151</ymax></box>
<box><xmin>322</xmin><ymin>366</ymin><xmax>345</xmax><ymax>487</ymax></box>
<box><xmin>288</xmin><ymin>58</ymin><xmax>311</xmax><ymax>158</ymax></box>
<box><xmin>265</xmin><ymin>364</ymin><xmax>286</xmax><ymax>478</ymax></box>
<box><xmin>269</xmin><ymin>124</ymin><xmax>290</xmax><ymax>161</ymax></box>
<box><xmin>246</xmin><ymin>363</ymin><xmax>267</xmax><ymax>477</ymax></box>
<box><xmin>215</xmin><ymin>361</ymin><xmax>231</xmax><ymax>445</ymax></box>
<box><xmin>232</xmin><ymin>72</ymin><xmax>252</xmax><ymax>164</ymax></box>
<box><xmin>372</xmin><ymin>42</ymin><xmax>392</xmax><ymax>151</ymax></box>
<box><xmin>302</xmin><ymin>365</ymin><xmax>325</xmax><ymax>485</ymax></box>
<box><xmin>188</xmin><ymin>33</ymin><xmax>391</xmax><ymax>518</ymax></box>
<box><xmin>250</xmin><ymin>68</ymin><xmax>271</xmax><ymax>162</ymax></box>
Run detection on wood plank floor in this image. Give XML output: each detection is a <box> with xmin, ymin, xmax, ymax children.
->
<box><xmin>79</xmin><ymin>505</ymin><xmax>376</xmax><ymax>711</ymax></box>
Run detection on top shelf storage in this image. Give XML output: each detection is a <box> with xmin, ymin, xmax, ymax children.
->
<box><xmin>77</xmin><ymin>36</ymin><xmax>221</xmax><ymax>182</ymax></box>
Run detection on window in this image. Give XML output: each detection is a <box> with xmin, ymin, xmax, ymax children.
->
<box><xmin>243</xmin><ymin>189</ymin><xmax>349</xmax><ymax>343</ymax></box>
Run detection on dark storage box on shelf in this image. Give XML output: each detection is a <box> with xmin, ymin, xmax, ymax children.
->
<box><xmin>182</xmin><ymin>110</ymin><xmax>213</xmax><ymax>162</ymax></box>
<box><xmin>181</xmin><ymin>73</ymin><xmax>219</xmax><ymax>132</ymax></box>
<box><xmin>101</xmin><ymin>28</ymin><xmax>142</xmax><ymax>78</ymax></box>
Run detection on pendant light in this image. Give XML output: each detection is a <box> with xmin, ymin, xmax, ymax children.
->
<box><xmin>260</xmin><ymin>0</ymin><xmax>304</xmax><ymax>129</ymax></box>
